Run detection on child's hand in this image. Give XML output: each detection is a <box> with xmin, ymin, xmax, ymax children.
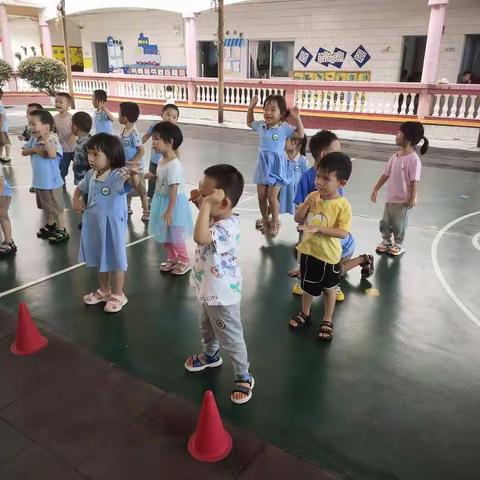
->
<box><xmin>98</xmin><ymin>101</ymin><xmax>106</xmax><ymax>111</ymax></box>
<box><xmin>189</xmin><ymin>189</ymin><xmax>202</xmax><ymax>208</ymax></box>
<box><xmin>17</xmin><ymin>135</ymin><xmax>25</xmax><ymax>141</ymax></box>
<box><xmin>370</xmin><ymin>190</ymin><xmax>378</xmax><ymax>203</ymax></box>
<box><xmin>249</xmin><ymin>96</ymin><xmax>258</xmax><ymax>109</ymax></box>
<box><xmin>407</xmin><ymin>196</ymin><xmax>417</xmax><ymax>209</ymax></box>
<box><xmin>204</xmin><ymin>189</ymin><xmax>225</xmax><ymax>206</ymax></box>
<box><xmin>304</xmin><ymin>193</ymin><xmax>318</xmax><ymax>208</ymax></box>
<box><xmin>290</xmin><ymin>106</ymin><xmax>300</xmax><ymax>119</ymax></box>
<box><xmin>73</xmin><ymin>196</ymin><xmax>86</xmax><ymax>214</ymax></box>
<box><xmin>144</xmin><ymin>171</ymin><xmax>155</xmax><ymax>180</ymax></box>
<box><xmin>163</xmin><ymin>209</ymin><xmax>173</xmax><ymax>226</ymax></box>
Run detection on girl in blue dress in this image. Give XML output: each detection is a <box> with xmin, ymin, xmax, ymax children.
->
<box><xmin>147</xmin><ymin>122</ymin><xmax>193</xmax><ymax>275</ymax></box>
<box><xmin>247</xmin><ymin>94</ymin><xmax>304</xmax><ymax>238</ymax></box>
<box><xmin>0</xmin><ymin>170</ymin><xmax>16</xmax><ymax>256</ymax></box>
<box><xmin>279</xmin><ymin>135</ymin><xmax>309</xmax><ymax>215</ymax></box>
<box><xmin>73</xmin><ymin>134</ymin><xmax>136</xmax><ymax>314</ymax></box>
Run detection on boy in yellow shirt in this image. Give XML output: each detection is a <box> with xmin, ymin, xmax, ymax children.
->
<box><xmin>289</xmin><ymin>152</ymin><xmax>352</xmax><ymax>341</ymax></box>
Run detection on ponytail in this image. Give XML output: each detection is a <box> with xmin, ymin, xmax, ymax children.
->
<box><xmin>420</xmin><ymin>136</ymin><xmax>429</xmax><ymax>155</ymax></box>
<box><xmin>299</xmin><ymin>134</ymin><xmax>307</xmax><ymax>156</ymax></box>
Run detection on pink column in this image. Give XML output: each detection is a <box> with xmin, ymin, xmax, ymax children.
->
<box><xmin>0</xmin><ymin>5</ymin><xmax>13</xmax><ymax>66</ymax></box>
<box><xmin>38</xmin><ymin>11</ymin><xmax>53</xmax><ymax>58</ymax></box>
<box><xmin>418</xmin><ymin>0</ymin><xmax>448</xmax><ymax>117</ymax></box>
<box><xmin>183</xmin><ymin>12</ymin><xmax>197</xmax><ymax>103</ymax></box>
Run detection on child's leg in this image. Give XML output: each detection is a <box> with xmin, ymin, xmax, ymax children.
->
<box><xmin>59</xmin><ymin>152</ymin><xmax>73</xmax><ymax>182</ymax></box>
<box><xmin>0</xmin><ymin>197</ymin><xmax>12</xmax><ymax>242</ymax></box>
<box><xmin>173</xmin><ymin>241</ymin><xmax>189</xmax><ymax>263</ymax></box>
<box><xmin>127</xmin><ymin>193</ymin><xmax>133</xmax><ymax>211</ymax></box>
<box><xmin>256</xmin><ymin>185</ymin><xmax>269</xmax><ymax>222</ymax></box>
<box><xmin>200</xmin><ymin>304</ymin><xmax>221</xmax><ymax>358</ymax></box>
<box><xmin>110</xmin><ymin>271</ymin><xmax>125</xmax><ymax>296</ymax></box>
<box><xmin>267</xmin><ymin>185</ymin><xmax>281</xmax><ymax>224</ymax></box>
<box><xmin>318</xmin><ymin>287</ymin><xmax>336</xmax><ymax>340</ymax></box>
<box><xmin>379</xmin><ymin>203</ymin><xmax>393</xmax><ymax>242</ymax></box>
<box><xmin>390</xmin><ymin>203</ymin><xmax>410</xmax><ymax>245</ymax></box>
<box><xmin>341</xmin><ymin>256</ymin><xmax>364</xmax><ymax>274</ymax></box>
<box><xmin>98</xmin><ymin>272</ymin><xmax>111</xmax><ymax>293</ymax></box>
<box><xmin>147</xmin><ymin>162</ymin><xmax>156</xmax><ymax>199</ymax></box>
<box><xmin>5</xmin><ymin>144</ymin><xmax>10</xmax><ymax>159</ymax></box>
<box><xmin>164</xmin><ymin>243</ymin><xmax>177</xmax><ymax>262</ymax></box>
<box><xmin>140</xmin><ymin>194</ymin><xmax>149</xmax><ymax>216</ymax></box>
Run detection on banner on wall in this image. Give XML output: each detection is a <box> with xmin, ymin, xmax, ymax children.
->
<box><xmin>52</xmin><ymin>46</ymin><xmax>84</xmax><ymax>71</ymax></box>
<box><xmin>293</xmin><ymin>71</ymin><xmax>371</xmax><ymax>81</ymax></box>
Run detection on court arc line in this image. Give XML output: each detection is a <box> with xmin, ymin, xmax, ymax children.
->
<box><xmin>0</xmin><ymin>234</ymin><xmax>153</xmax><ymax>299</ymax></box>
<box><xmin>473</xmin><ymin>233</ymin><xmax>480</xmax><ymax>252</ymax></box>
<box><xmin>431</xmin><ymin>211</ymin><xmax>480</xmax><ymax>329</ymax></box>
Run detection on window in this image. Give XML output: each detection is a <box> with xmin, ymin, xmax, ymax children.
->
<box><xmin>248</xmin><ymin>40</ymin><xmax>294</xmax><ymax>78</ymax></box>
<box><xmin>460</xmin><ymin>35</ymin><xmax>480</xmax><ymax>83</ymax></box>
<box><xmin>400</xmin><ymin>36</ymin><xmax>426</xmax><ymax>82</ymax></box>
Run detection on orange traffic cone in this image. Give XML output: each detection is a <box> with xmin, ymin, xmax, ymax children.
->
<box><xmin>188</xmin><ymin>390</ymin><xmax>232</xmax><ymax>462</ymax></box>
<box><xmin>10</xmin><ymin>303</ymin><xmax>48</xmax><ymax>356</ymax></box>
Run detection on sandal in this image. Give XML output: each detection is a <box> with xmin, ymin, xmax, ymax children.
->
<box><xmin>289</xmin><ymin>311</ymin><xmax>311</xmax><ymax>329</ymax></box>
<box><xmin>266</xmin><ymin>220</ymin><xmax>281</xmax><ymax>239</ymax></box>
<box><xmin>104</xmin><ymin>294</ymin><xmax>128</xmax><ymax>313</ymax></box>
<box><xmin>375</xmin><ymin>240</ymin><xmax>391</xmax><ymax>254</ymax></box>
<box><xmin>128</xmin><ymin>208</ymin><xmax>133</xmax><ymax>215</ymax></box>
<box><xmin>231</xmin><ymin>376</ymin><xmax>255</xmax><ymax>405</ymax></box>
<box><xmin>255</xmin><ymin>218</ymin><xmax>264</xmax><ymax>230</ymax></box>
<box><xmin>360</xmin><ymin>254</ymin><xmax>375</xmax><ymax>278</ymax></box>
<box><xmin>318</xmin><ymin>321</ymin><xmax>334</xmax><ymax>341</ymax></box>
<box><xmin>171</xmin><ymin>261</ymin><xmax>191</xmax><ymax>276</ymax></box>
<box><xmin>184</xmin><ymin>351</ymin><xmax>223</xmax><ymax>372</ymax></box>
<box><xmin>160</xmin><ymin>260</ymin><xmax>177</xmax><ymax>272</ymax></box>
<box><xmin>0</xmin><ymin>241</ymin><xmax>17</xmax><ymax>257</ymax></box>
<box><xmin>288</xmin><ymin>268</ymin><xmax>300</xmax><ymax>278</ymax></box>
<box><xmin>388</xmin><ymin>244</ymin><xmax>405</xmax><ymax>256</ymax></box>
<box><xmin>48</xmin><ymin>229</ymin><xmax>70</xmax><ymax>244</ymax></box>
<box><xmin>36</xmin><ymin>223</ymin><xmax>57</xmax><ymax>239</ymax></box>
<box><xmin>83</xmin><ymin>289</ymin><xmax>111</xmax><ymax>305</ymax></box>
<box><xmin>141</xmin><ymin>213</ymin><xmax>150</xmax><ymax>222</ymax></box>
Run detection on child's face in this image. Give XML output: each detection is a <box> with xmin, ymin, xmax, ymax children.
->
<box><xmin>197</xmin><ymin>175</ymin><xmax>228</xmax><ymax>217</ymax></box>
<box><xmin>55</xmin><ymin>95</ymin><xmax>70</xmax><ymax>112</ymax></box>
<box><xmin>315</xmin><ymin>169</ymin><xmax>345</xmax><ymax>197</ymax></box>
<box><xmin>312</xmin><ymin>140</ymin><xmax>341</xmax><ymax>164</ymax></box>
<box><xmin>151</xmin><ymin>134</ymin><xmax>172</xmax><ymax>154</ymax></box>
<box><xmin>118</xmin><ymin>113</ymin><xmax>127</xmax><ymax>125</ymax></box>
<box><xmin>285</xmin><ymin>138</ymin><xmax>298</xmax><ymax>152</ymax></box>
<box><xmin>263</xmin><ymin>100</ymin><xmax>282</xmax><ymax>126</ymax></box>
<box><xmin>92</xmin><ymin>95</ymin><xmax>101</xmax><ymax>108</ymax></box>
<box><xmin>162</xmin><ymin>108</ymin><xmax>178</xmax><ymax>124</ymax></box>
<box><xmin>28</xmin><ymin>116</ymin><xmax>50</xmax><ymax>138</ymax></box>
<box><xmin>87</xmin><ymin>148</ymin><xmax>109</xmax><ymax>171</ymax></box>
<box><xmin>395</xmin><ymin>130</ymin><xmax>408</xmax><ymax>147</ymax></box>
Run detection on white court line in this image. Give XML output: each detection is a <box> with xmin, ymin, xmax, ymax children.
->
<box><xmin>0</xmin><ymin>234</ymin><xmax>152</xmax><ymax>299</ymax></box>
<box><xmin>473</xmin><ymin>233</ymin><xmax>480</xmax><ymax>252</ymax></box>
<box><xmin>431</xmin><ymin>211</ymin><xmax>480</xmax><ymax>329</ymax></box>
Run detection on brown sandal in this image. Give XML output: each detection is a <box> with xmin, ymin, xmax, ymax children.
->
<box><xmin>318</xmin><ymin>321</ymin><xmax>334</xmax><ymax>341</ymax></box>
<box><xmin>266</xmin><ymin>220</ymin><xmax>280</xmax><ymax>238</ymax></box>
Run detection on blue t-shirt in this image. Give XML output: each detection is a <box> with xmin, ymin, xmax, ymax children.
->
<box><xmin>0</xmin><ymin>102</ymin><xmax>8</xmax><ymax>133</ymax></box>
<box><xmin>94</xmin><ymin>109</ymin><xmax>113</xmax><ymax>135</ymax></box>
<box><xmin>25</xmin><ymin>136</ymin><xmax>64</xmax><ymax>190</ymax></box>
<box><xmin>120</xmin><ymin>127</ymin><xmax>143</xmax><ymax>172</ymax></box>
<box><xmin>251</xmin><ymin>121</ymin><xmax>295</xmax><ymax>154</ymax></box>
<box><xmin>146</xmin><ymin>123</ymin><xmax>163</xmax><ymax>165</ymax></box>
<box><xmin>294</xmin><ymin>166</ymin><xmax>353</xmax><ymax>258</ymax></box>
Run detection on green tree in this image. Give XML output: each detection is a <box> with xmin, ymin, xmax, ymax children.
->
<box><xmin>0</xmin><ymin>59</ymin><xmax>13</xmax><ymax>87</ymax></box>
<box><xmin>18</xmin><ymin>56</ymin><xmax>67</xmax><ymax>97</ymax></box>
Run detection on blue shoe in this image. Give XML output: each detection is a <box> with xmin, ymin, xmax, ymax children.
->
<box><xmin>184</xmin><ymin>351</ymin><xmax>223</xmax><ymax>372</ymax></box>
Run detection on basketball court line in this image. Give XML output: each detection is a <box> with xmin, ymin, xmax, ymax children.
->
<box><xmin>473</xmin><ymin>233</ymin><xmax>480</xmax><ymax>252</ymax></box>
<box><xmin>431</xmin><ymin>211</ymin><xmax>480</xmax><ymax>329</ymax></box>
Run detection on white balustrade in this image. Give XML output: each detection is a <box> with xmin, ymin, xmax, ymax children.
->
<box><xmin>430</xmin><ymin>92</ymin><xmax>479</xmax><ymax>120</ymax></box>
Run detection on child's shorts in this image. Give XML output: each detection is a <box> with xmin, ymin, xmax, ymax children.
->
<box><xmin>0</xmin><ymin>132</ymin><xmax>10</xmax><ymax>146</ymax></box>
<box><xmin>36</xmin><ymin>188</ymin><xmax>64</xmax><ymax>215</ymax></box>
<box><xmin>300</xmin><ymin>254</ymin><xmax>341</xmax><ymax>297</ymax></box>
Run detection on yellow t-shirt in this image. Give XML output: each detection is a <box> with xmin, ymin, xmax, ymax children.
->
<box><xmin>297</xmin><ymin>193</ymin><xmax>352</xmax><ymax>264</ymax></box>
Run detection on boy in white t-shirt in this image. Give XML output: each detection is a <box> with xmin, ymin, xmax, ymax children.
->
<box><xmin>185</xmin><ymin>164</ymin><xmax>254</xmax><ymax>405</ymax></box>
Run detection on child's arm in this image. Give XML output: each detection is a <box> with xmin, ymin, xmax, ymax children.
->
<box><xmin>0</xmin><ymin>177</ymin><xmax>4</xmax><ymax>195</ymax></box>
<box><xmin>142</xmin><ymin>133</ymin><xmax>151</xmax><ymax>144</ymax></box>
<box><xmin>407</xmin><ymin>180</ymin><xmax>419</xmax><ymax>208</ymax></box>
<box><xmin>98</xmin><ymin>102</ymin><xmax>115</xmax><ymax>122</ymax></box>
<box><xmin>298</xmin><ymin>224</ymin><xmax>349</xmax><ymax>239</ymax></box>
<box><xmin>131</xmin><ymin>145</ymin><xmax>145</xmax><ymax>168</ymax></box>
<box><xmin>189</xmin><ymin>189</ymin><xmax>201</xmax><ymax>210</ymax></box>
<box><xmin>42</xmin><ymin>135</ymin><xmax>58</xmax><ymax>159</ymax></box>
<box><xmin>294</xmin><ymin>201</ymin><xmax>310</xmax><ymax>224</ymax></box>
<box><xmin>72</xmin><ymin>186</ymin><xmax>86</xmax><ymax>214</ymax></box>
<box><xmin>144</xmin><ymin>170</ymin><xmax>156</xmax><ymax>180</ymax></box>
<box><xmin>370</xmin><ymin>175</ymin><xmax>389</xmax><ymax>203</ymax></box>
<box><xmin>194</xmin><ymin>189</ymin><xmax>225</xmax><ymax>245</ymax></box>
<box><xmin>247</xmin><ymin>96</ymin><xmax>258</xmax><ymax>128</ymax></box>
<box><xmin>163</xmin><ymin>184</ymin><xmax>178</xmax><ymax>226</ymax></box>
<box><xmin>289</xmin><ymin>106</ymin><xmax>305</xmax><ymax>139</ymax></box>
<box><xmin>0</xmin><ymin>114</ymin><xmax>4</xmax><ymax>131</ymax></box>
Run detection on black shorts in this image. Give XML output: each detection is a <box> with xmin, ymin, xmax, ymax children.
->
<box><xmin>300</xmin><ymin>254</ymin><xmax>341</xmax><ymax>297</ymax></box>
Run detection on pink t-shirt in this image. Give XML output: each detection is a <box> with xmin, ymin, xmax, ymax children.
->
<box><xmin>383</xmin><ymin>151</ymin><xmax>422</xmax><ymax>203</ymax></box>
<box><xmin>54</xmin><ymin>113</ymin><xmax>76</xmax><ymax>153</ymax></box>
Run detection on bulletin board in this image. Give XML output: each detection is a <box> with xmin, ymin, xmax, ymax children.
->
<box><xmin>293</xmin><ymin>71</ymin><xmax>371</xmax><ymax>81</ymax></box>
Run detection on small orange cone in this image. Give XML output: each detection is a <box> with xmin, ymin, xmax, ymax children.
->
<box><xmin>188</xmin><ymin>390</ymin><xmax>232</xmax><ymax>462</ymax></box>
<box><xmin>10</xmin><ymin>303</ymin><xmax>48</xmax><ymax>356</ymax></box>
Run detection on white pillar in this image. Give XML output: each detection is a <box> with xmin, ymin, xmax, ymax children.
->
<box><xmin>183</xmin><ymin>12</ymin><xmax>198</xmax><ymax>77</ymax></box>
<box><xmin>421</xmin><ymin>0</ymin><xmax>449</xmax><ymax>83</ymax></box>
<box><xmin>39</xmin><ymin>10</ymin><xmax>53</xmax><ymax>58</ymax></box>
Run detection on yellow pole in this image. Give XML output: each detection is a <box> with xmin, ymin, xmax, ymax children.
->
<box><xmin>58</xmin><ymin>0</ymin><xmax>75</xmax><ymax>107</ymax></box>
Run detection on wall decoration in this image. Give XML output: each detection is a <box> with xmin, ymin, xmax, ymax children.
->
<box><xmin>314</xmin><ymin>47</ymin><xmax>347</xmax><ymax>69</ymax></box>
<box><xmin>224</xmin><ymin>38</ymin><xmax>244</xmax><ymax>76</ymax></box>
<box><xmin>135</xmin><ymin>33</ymin><xmax>161</xmax><ymax>66</ymax></box>
<box><xmin>351</xmin><ymin>45</ymin><xmax>371</xmax><ymax>68</ymax></box>
<box><xmin>315</xmin><ymin>48</ymin><xmax>331</xmax><ymax>67</ymax></box>
<box><xmin>295</xmin><ymin>47</ymin><xmax>313</xmax><ymax>68</ymax></box>
<box><xmin>293</xmin><ymin>70</ymin><xmax>371</xmax><ymax>81</ymax></box>
<box><xmin>106</xmin><ymin>36</ymin><xmax>124</xmax><ymax>71</ymax></box>
<box><xmin>53</xmin><ymin>46</ymin><xmax>84</xmax><ymax>71</ymax></box>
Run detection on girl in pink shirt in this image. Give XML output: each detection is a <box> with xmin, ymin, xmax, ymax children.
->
<box><xmin>370</xmin><ymin>121</ymin><xmax>428</xmax><ymax>256</ymax></box>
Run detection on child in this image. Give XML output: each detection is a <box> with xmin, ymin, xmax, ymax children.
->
<box><xmin>289</xmin><ymin>152</ymin><xmax>352</xmax><ymax>341</ymax></box>
<box><xmin>142</xmin><ymin>103</ymin><xmax>179</xmax><ymax>200</ymax></box>
<box><xmin>0</xmin><ymin>88</ymin><xmax>11</xmax><ymax>163</ymax></box>
<box><xmin>92</xmin><ymin>89</ymin><xmax>114</xmax><ymax>135</ymax></box>
<box><xmin>146</xmin><ymin>122</ymin><xmax>193</xmax><ymax>275</ymax></box>
<box><xmin>186</xmin><ymin>164</ymin><xmax>254</xmax><ymax>405</ymax></box>
<box><xmin>371</xmin><ymin>121</ymin><xmax>427</xmax><ymax>256</ymax></box>
<box><xmin>54</xmin><ymin>92</ymin><xmax>76</xmax><ymax>183</ymax></box>
<box><xmin>72</xmin><ymin>134</ymin><xmax>136</xmax><ymax>313</ymax></box>
<box><xmin>19</xmin><ymin>103</ymin><xmax>45</xmax><ymax>193</ymax></box>
<box><xmin>291</xmin><ymin>131</ymin><xmax>374</xmax><ymax>300</ymax></box>
<box><xmin>118</xmin><ymin>102</ymin><xmax>149</xmax><ymax>221</ymax></box>
<box><xmin>278</xmin><ymin>135</ymin><xmax>309</xmax><ymax>215</ymax></box>
<box><xmin>247</xmin><ymin>94</ymin><xmax>304</xmax><ymax>238</ymax></box>
<box><xmin>22</xmin><ymin>110</ymin><xmax>69</xmax><ymax>244</ymax></box>
<box><xmin>72</xmin><ymin>112</ymin><xmax>92</xmax><ymax>185</ymax></box>
<box><xmin>0</xmin><ymin>170</ymin><xmax>16</xmax><ymax>256</ymax></box>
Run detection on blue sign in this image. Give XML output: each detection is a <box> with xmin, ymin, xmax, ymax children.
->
<box><xmin>295</xmin><ymin>47</ymin><xmax>313</xmax><ymax>68</ymax></box>
<box><xmin>351</xmin><ymin>45</ymin><xmax>371</xmax><ymax>68</ymax></box>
